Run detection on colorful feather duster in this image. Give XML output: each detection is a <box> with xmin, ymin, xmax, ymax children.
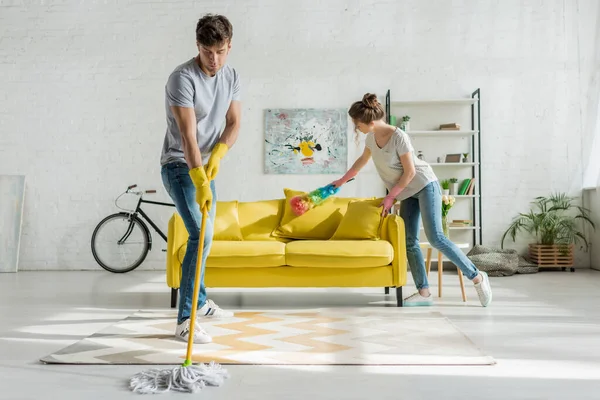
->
<box><xmin>290</xmin><ymin>179</ymin><xmax>354</xmax><ymax>216</ymax></box>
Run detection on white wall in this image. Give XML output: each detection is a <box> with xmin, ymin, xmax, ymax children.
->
<box><xmin>1</xmin><ymin>0</ymin><xmax>599</xmax><ymax>270</ymax></box>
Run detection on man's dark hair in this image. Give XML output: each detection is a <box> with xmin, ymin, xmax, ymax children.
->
<box><xmin>196</xmin><ymin>14</ymin><xmax>233</xmax><ymax>47</ymax></box>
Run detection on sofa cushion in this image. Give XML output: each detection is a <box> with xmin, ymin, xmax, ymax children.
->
<box><xmin>272</xmin><ymin>188</ymin><xmax>354</xmax><ymax>240</ymax></box>
<box><xmin>330</xmin><ymin>198</ymin><xmax>385</xmax><ymax>240</ymax></box>
<box><xmin>238</xmin><ymin>199</ymin><xmax>285</xmax><ymax>241</ymax></box>
<box><xmin>285</xmin><ymin>240</ymin><xmax>394</xmax><ymax>268</ymax></box>
<box><xmin>178</xmin><ymin>241</ymin><xmax>286</xmax><ymax>268</ymax></box>
<box><xmin>213</xmin><ymin>201</ymin><xmax>244</xmax><ymax>241</ymax></box>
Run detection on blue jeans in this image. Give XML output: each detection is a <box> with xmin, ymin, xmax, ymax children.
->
<box><xmin>161</xmin><ymin>162</ymin><xmax>217</xmax><ymax>324</ymax></box>
<box><xmin>399</xmin><ymin>181</ymin><xmax>479</xmax><ymax>290</ymax></box>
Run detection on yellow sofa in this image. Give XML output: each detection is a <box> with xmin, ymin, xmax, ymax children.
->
<box><xmin>165</xmin><ymin>194</ymin><xmax>408</xmax><ymax>307</ymax></box>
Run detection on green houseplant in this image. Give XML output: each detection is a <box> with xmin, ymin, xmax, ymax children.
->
<box><xmin>501</xmin><ymin>193</ymin><xmax>595</xmax><ymax>268</ymax></box>
<box><xmin>440</xmin><ymin>179</ymin><xmax>450</xmax><ymax>195</ymax></box>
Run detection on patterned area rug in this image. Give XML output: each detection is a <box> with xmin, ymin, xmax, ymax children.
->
<box><xmin>40</xmin><ymin>308</ymin><xmax>495</xmax><ymax>365</ymax></box>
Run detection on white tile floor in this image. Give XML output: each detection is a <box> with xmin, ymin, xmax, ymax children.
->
<box><xmin>1</xmin><ymin>269</ymin><xmax>600</xmax><ymax>400</ymax></box>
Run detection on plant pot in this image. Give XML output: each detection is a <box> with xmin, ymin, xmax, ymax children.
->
<box><xmin>401</xmin><ymin>121</ymin><xmax>410</xmax><ymax>131</ymax></box>
<box><xmin>528</xmin><ymin>244</ymin><xmax>574</xmax><ymax>267</ymax></box>
<box><xmin>449</xmin><ymin>183</ymin><xmax>458</xmax><ymax>195</ymax></box>
<box><xmin>442</xmin><ymin>189</ymin><xmax>450</xmax><ymax>196</ymax></box>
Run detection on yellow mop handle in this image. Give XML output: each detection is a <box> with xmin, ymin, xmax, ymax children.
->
<box><xmin>183</xmin><ymin>206</ymin><xmax>208</xmax><ymax>366</ymax></box>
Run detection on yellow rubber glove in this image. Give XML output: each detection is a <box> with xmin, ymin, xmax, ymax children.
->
<box><xmin>189</xmin><ymin>167</ymin><xmax>213</xmax><ymax>211</ymax></box>
<box><xmin>204</xmin><ymin>143</ymin><xmax>229</xmax><ymax>180</ymax></box>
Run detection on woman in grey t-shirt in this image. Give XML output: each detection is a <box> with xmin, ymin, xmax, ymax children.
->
<box><xmin>331</xmin><ymin>93</ymin><xmax>492</xmax><ymax>307</ymax></box>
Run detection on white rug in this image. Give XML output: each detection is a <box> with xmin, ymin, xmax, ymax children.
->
<box><xmin>40</xmin><ymin>308</ymin><xmax>495</xmax><ymax>366</ymax></box>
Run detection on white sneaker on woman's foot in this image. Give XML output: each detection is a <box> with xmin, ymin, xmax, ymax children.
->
<box><xmin>198</xmin><ymin>299</ymin><xmax>234</xmax><ymax>318</ymax></box>
<box><xmin>474</xmin><ymin>271</ymin><xmax>492</xmax><ymax>307</ymax></box>
<box><xmin>175</xmin><ymin>318</ymin><xmax>212</xmax><ymax>344</ymax></box>
<box><xmin>403</xmin><ymin>292</ymin><xmax>434</xmax><ymax>307</ymax></box>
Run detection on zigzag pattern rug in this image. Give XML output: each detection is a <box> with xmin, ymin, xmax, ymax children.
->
<box><xmin>40</xmin><ymin>308</ymin><xmax>495</xmax><ymax>365</ymax></box>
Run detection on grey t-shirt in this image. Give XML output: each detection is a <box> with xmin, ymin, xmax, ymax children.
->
<box><xmin>365</xmin><ymin>128</ymin><xmax>437</xmax><ymax>200</ymax></box>
<box><xmin>160</xmin><ymin>58</ymin><xmax>240</xmax><ymax>166</ymax></box>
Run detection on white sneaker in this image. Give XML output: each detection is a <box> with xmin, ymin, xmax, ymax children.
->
<box><xmin>474</xmin><ymin>271</ymin><xmax>492</xmax><ymax>307</ymax></box>
<box><xmin>403</xmin><ymin>292</ymin><xmax>434</xmax><ymax>307</ymax></box>
<box><xmin>175</xmin><ymin>318</ymin><xmax>212</xmax><ymax>344</ymax></box>
<box><xmin>198</xmin><ymin>299</ymin><xmax>234</xmax><ymax>318</ymax></box>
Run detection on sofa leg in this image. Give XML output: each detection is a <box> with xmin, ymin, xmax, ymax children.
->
<box><xmin>396</xmin><ymin>286</ymin><xmax>403</xmax><ymax>307</ymax></box>
<box><xmin>384</xmin><ymin>287</ymin><xmax>390</xmax><ymax>295</ymax></box>
<box><xmin>170</xmin><ymin>288</ymin><xmax>178</xmax><ymax>308</ymax></box>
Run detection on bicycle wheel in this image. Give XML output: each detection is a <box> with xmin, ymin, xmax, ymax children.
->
<box><xmin>91</xmin><ymin>212</ymin><xmax>150</xmax><ymax>273</ymax></box>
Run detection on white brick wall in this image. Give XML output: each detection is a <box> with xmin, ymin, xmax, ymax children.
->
<box><xmin>1</xmin><ymin>0</ymin><xmax>599</xmax><ymax>270</ymax></box>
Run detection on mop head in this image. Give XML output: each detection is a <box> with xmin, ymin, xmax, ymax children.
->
<box><xmin>129</xmin><ymin>361</ymin><xmax>229</xmax><ymax>394</ymax></box>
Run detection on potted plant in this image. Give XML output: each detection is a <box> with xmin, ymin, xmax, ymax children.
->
<box><xmin>449</xmin><ymin>178</ymin><xmax>459</xmax><ymax>195</ymax></box>
<box><xmin>440</xmin><ymin>179</ymin><xmax>450</xmax><ymax>196</ymax></box>
<box><xmin>501</xmin><ymin>193</ymin><xmax>595</xmax><ymax>270</ymax></box>
<box><xmin>400</xmin><ymin>115</ymin><xmax>410</xmax><ymax>131</ymax></box>
<box><xmin>462</xmin><ymin>153</ymin><xmax>469</xmax><ymax>163</ymax></box>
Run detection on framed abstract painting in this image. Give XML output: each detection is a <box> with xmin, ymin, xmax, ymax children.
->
<box><xmin>264</xmin><ymin>108</ymin><xmax>348</xmax><ymax>174</ymax></box>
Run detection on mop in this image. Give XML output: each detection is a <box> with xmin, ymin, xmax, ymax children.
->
<box><xmin>129</xmin><ymin>206</ymin><xmax>229</xmax><ymax>394</ymax></box>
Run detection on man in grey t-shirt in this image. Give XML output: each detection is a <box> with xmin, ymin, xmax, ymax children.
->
<box><xmin>160</xmin><ymin>14</ymin><xmax>241</xmax><ymax>344</ymax></box>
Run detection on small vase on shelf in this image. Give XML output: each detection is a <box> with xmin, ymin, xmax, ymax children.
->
<box><xmin>442</xmin><ymin>214</ymin><xmax>449</xmax><ymax>237</ymax></box>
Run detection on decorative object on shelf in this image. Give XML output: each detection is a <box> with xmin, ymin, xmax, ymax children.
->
<box><xmin>400</xmin><ymin>115</ymin><xmax>410</xmax><ymax>131</ymax></box>
<box><xmin>444</xmin><ymin>153</ymin><xmax>462</xmax><ymax>163</ymax></box>
<box><xmin>449</xmin><ymin>178</ymin><xmax>458</xmax><ymax>195</ymax></box>
<box><xmin>441</xmin><ymin>195</ymin><xmax>456</xmax><ymax>237</ymax></box>
<box><xmin>264</xmin><ymin>108</ymin><xmax>347</xmax><ymax>174</ymax></box>
<box><xmin>389</xmin><ymin>115</ymin><xmax>397</xmax><ymax>126</ymax></box>
<box><xmin>458</xmin><ymin>178</ymin><xmax>475</xmax><ymax>195</ymax></box>
<box><xmin>462</xmin><ymin>153</ymin><xmax>469</xmax><ymax>163</ymax></box>
<box><xmin>439</xmin><ymin>123</ymin><xmax>461</xmax><ymax>131</ymax></box>
<box><xmin>440</xmin><ymin>179</ymin><xmax>450</xmax><ymax>196</ymax></box>
<box><xmin>417</xmin><ymin>151</ymin><xmax>424</xmax><ymax>160</ymax></box>
<box><xmin>437</xmin><ymin>157</ymin><xmax>442</xmax><ymax>163</ymax></box>
<box><xmin>500</xmin><ymin>193</ymin><xmax>595</xmax><ymax>270</ymax></box>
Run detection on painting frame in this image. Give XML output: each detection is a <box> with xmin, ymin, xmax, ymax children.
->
<box><xmin>264</xmin><ymin>108</ymin><xmax>348</xmax><ymax>175</ymax></box>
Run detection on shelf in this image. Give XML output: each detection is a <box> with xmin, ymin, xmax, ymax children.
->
<box><xmin>429</xmin><ymin>162</ymin><xmax>478</xmax><ymax>167</ymax></box>
<box><xmin>452</xmin><ymin>195</ymin><xmax>479</xmax><ymax>198</ymax></box>
<box><xmin>391</xmin><ymin>99</ymin><xmax>478</xmax><ymax>106</ymax></box>
<box><xmin>420</xmin><ymin>226</ymin><xmax>479</xmax><ymax>231</ymax></box>
<box><xmin>407</xmin><ymin>130</ymin><xmax>477</xmax><ymax>137</ymax></box>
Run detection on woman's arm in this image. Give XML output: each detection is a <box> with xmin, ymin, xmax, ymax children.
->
<box><xmin>332</xmin><ymin>146</ymin><xmax>372</xmax><ymax>187</ymax></box>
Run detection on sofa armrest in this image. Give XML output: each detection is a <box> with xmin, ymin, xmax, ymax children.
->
<box><xmin>166</xmin><ymin>213</ymin><xmax>188</xmax><ymax>289</ymax></box>
<box><xmin>384</xmin><ymin>214</ymin><xmax>407</xmax><ymax>287</ymax></box>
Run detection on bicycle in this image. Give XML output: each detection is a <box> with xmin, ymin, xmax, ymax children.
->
<box><xmin>91</xmin><ymin>184</ymin><xmax>176</xmax><ymax>274</ymax></box>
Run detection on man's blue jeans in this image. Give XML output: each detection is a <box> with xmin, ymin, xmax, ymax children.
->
<box><xmin>399</xmin><ymin>181</ymin><xmax>479</xmax><ymax>290</ymax></box>
<box><xmin>161</xmin><ymin>162</ymin><xmax>216</xmax><ymax>324</ymax></box>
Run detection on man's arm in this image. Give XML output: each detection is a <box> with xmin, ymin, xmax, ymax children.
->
<box><xmin>219</xmin><ymin>100</ymin><xmax>241</xmax><ymax>148</ymax></box>
<box><xmin>170</xmin><ymin>106</ymin><xmax>203</xmax><ymax>169</ymax></box>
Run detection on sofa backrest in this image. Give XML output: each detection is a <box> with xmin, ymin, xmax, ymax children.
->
<box><xmin>237</xmin><ymin>199</ymin><xmax>285</xmax><ymax>241</ymax></box>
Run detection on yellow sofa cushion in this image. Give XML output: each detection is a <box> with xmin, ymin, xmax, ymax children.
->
<box><xmin>238</xmin><ymin>199</ymin><xmax>285</xmax><ymax>241</ymax></box>
<box><xmin>213</xmin><ymin>201</ymin><xmax>244</xmax><ymax>241</ymax></box>
<box><xmin>285</xmin><ymin>240</ymin><xmax>394</xmax><ymax>268</ymax></box>
<box><xmin>272</xmin><ymin>188</ymin><xmax>353</xmax><ymax>240</ymax></box>
<box><xmin>178</xmin><ymin>241</ymin><xmax>286</xmax><ymax>268</ymax></box>
<box><xmin>330</xmin><ymin>198</ymin><xmax>385</xmax><ymax>240</ymax></box>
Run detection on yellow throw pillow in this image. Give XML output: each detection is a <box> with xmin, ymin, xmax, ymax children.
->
<box><xmin>271</xmin><ymin>188</ymin><xmax>351</xmax><ymax>240</ymax></box>
<box><xmin>213</xmin><ymin>201</ymin><xmax>244</xmax><ymax>241</ymax></box>
<box><xmin>330</xmin><ymin>198</ymin><xmax>385</xmax><ymax>240</ymax></box>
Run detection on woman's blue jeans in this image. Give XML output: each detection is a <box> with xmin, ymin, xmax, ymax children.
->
<box><xmin>399</xmin><ymin>181</ymin><xmax>479</xmax><ymax>290</ymax></box>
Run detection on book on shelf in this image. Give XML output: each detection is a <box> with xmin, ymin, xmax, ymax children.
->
<box><xmin>457</xmin><ymin>178</ymin><xmax>475</xmax><ymax>195</ymax></box>
<box><xmin>439</xmin><ymin>123</ymin><xmax>461</xmax><ymax>130</ymax></box>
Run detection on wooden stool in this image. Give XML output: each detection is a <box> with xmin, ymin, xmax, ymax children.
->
<box><xmin>419</xmin><ymin>242</ymin><xmax>468</xmax><ymax>302</ymax></box>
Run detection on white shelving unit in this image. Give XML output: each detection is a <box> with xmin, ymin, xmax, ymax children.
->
<box><xmin>385</xmin><ymin>89</ymin><xmax>483</xmax><ymax>250</ymax></box>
